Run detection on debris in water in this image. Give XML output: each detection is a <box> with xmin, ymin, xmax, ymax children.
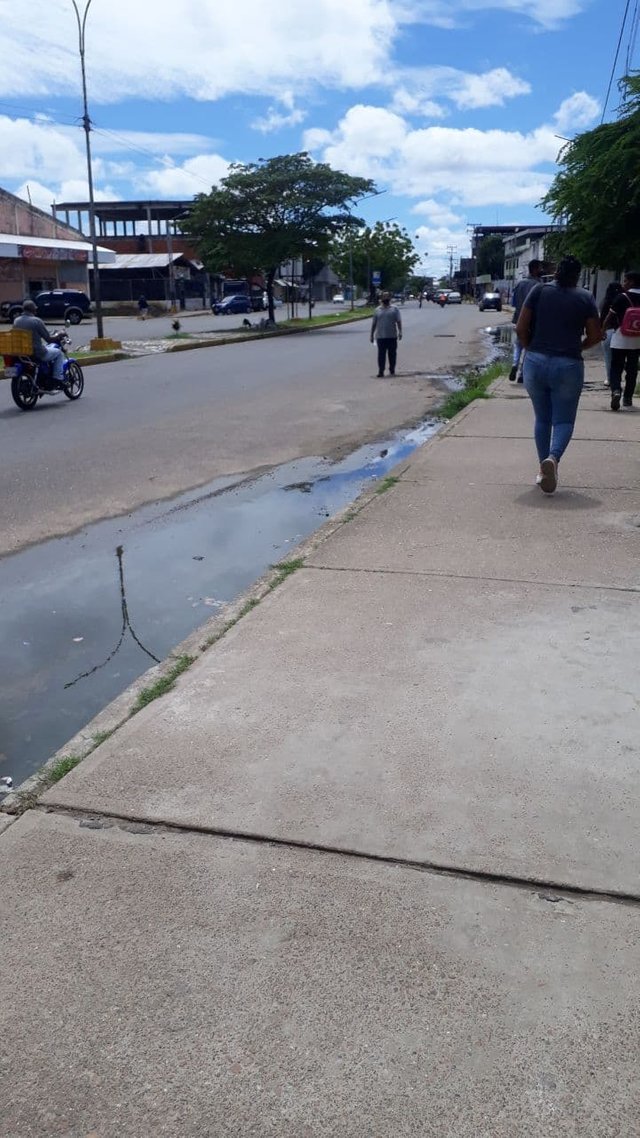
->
<box><xmin>73</xmin><ymin>637</ymin><xmax>84</xmax><ymax>643</ymax></box>
<box><xmin>203</xmin><ymin>597</ymin><xmax>223</xmax><ymax>608</ymax></box>
<box><xmin>192</xmin><ymin>555</ymin><xmax>204</xmax><ymax>561</ymax></box>
<box><xmin>283</xmin><ymin>481</ymin><xmax>314</xmax><ymax>493</ymax></box>
<box><xmin>1</xmin><ymin>776</ymin><xmax>13</xmax><ymax>789</ymax></box>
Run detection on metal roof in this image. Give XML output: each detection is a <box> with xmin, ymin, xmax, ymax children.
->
<box><xmin>99</xmin><ymin>252</ymin><xmax>184</xmax><ymax>270</ymax></box>
<box><xmin>0</xmin><ymin>232</ymin><xmax>115</xmax><ymax>262</ymax></box>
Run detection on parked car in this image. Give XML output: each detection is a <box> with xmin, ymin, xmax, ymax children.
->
<box><xmin>212</xmin><ymin>294</ymin><xmax>253</xmax><ymax>315</ymax></box>
<box><xmin>478</xmin><ymin>291</ymin><xmax>502</xmax><ymax>312</ymax></box>
<box><xmin>332</xmin><ymin>293</ymin><xmax>345</xmax><ymax>304</ymax></box>
<box><xmin>1</xmin><ymin>289</ymin><xmax>91</xmax><ymax>325</ymax></box>
<box><xmin>446</xmin><ymin>291</ymin><xmax>462</xmax><ymax>304</ymax></box>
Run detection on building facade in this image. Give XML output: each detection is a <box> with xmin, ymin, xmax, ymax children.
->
<box><xmin>0</xmin><ymin>187</ymin><xmax>114</xmax><ymax>304</ymax></box>
<box><xmin>502</xmin><ymin>226</ymin><xmax>563</xmax><ymax>286</ymax></box>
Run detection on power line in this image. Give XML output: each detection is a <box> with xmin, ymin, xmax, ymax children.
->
<box><xmin>601</xmin><ymin>0</ymin><xmax>632</xmax><ymax>122</ymax></box>
<box><xmin>625</xmin><ymin>0</ymin><xmax>640</xmax><ymax>72</ymax></box>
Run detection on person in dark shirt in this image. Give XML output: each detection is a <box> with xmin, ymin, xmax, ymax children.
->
<box><xmin>602</xmin><ymin>271</ymin><xmax>640</xmax><ymax>410</ymax></box>
<box><xmin>516</xmin><ymin>256</ymin><xmax>602</xmax><ymax>494</ymax></box>
<box><xmin>13</xmin><ymin>299</ymin><xmax>64</xmax><ymax>385</ymax></box>
<box><xmin>509</xmin><ymin>259</ymin><xmax>544</xmax><ymax>382</ymax></box>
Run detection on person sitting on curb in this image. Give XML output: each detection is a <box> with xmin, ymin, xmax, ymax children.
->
<box><xmin>510</xmin><ymin>259</ymin><xmax>545</xmax><ymax>383</ymax></box>
<box><xmin>370</xmin><ymin>292</ymin><xmax>402</xmax><ymax>378</ymax></box>
<box><xmin>516</xmin><ymin>256</ymin><xmax>602</xmax><ymax>495</ymax></box>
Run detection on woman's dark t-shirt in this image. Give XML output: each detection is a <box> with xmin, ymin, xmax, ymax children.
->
<box><xmin>525</xmin><ymin>283</ymin><xmax>598</xmax><ymax>360</ymax></box>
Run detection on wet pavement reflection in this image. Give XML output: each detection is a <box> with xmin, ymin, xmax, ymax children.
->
<box><xmin>0</xmin><ymin>419</ymin><xmax>440</xmax><ymax>788</ymax></box>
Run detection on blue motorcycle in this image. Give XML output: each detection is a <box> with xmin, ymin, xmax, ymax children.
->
<box><xmin>4</xmin><ymin>331</ymin><xmax>84</xmax><ymax>411</ymax></box>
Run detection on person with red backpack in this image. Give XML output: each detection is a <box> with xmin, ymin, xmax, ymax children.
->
<box><xmin>603</xmin><ymin>271</ymin><xmax>640</xmax><ymax>411</ymax></box>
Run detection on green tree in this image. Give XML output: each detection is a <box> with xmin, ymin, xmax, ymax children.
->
<box><xmin>330</xmin><ymin>222</ymin><xmax>419</xmax><ymax>300</ymax></box>
<box><xmin>476</xmin><ymin>234</ymin><xmax>505</xmax><ymax>279</ymax></box>
<box><xmin>183</xmin><ymin>153</ymin><xmax>375</xmax><ymax>321</ymax></box>
<box><xmin>542</xmin><ymin>74</ymin><xmax>640</xmax><ymax>269</ymax></box>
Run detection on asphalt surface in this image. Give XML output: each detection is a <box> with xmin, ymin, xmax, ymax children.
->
<box><xmin>34</xmin><ymin>300</ymin><xmax>334</xmax><ymax>344</ymax></box>
<box><xmin>0</xmin><ymin>302</ymin><xmax>497</xmax><ymax>554</ymax></box>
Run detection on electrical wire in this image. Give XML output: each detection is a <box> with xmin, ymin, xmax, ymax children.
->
<box><xmin>625</xmin><ymin>0</ymin><xmax>639</xmax><ymax>72</ymax></box>
<box><xmin>601</xmin><ymin>0</ymin><xmax>632</xmax><ymax>122</ymax></box>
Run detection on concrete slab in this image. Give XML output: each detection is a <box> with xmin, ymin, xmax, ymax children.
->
<box><xmin>1</xmin><ymin>811</ymin><xmax>638</xmax><ymax>1138</ymax></box>
<box><xmin>43</xmin><ymin>571</ymin><xmax>640</xmax><ymax>893</ymax></box>
<box><xmin>450</xmin><ymin>393</ymin><xmax>640</xmax><ymax>441</ymax></box>
<box><xmin>0</xmin><ymin>812</ymin><xmax>15</xmax><ymax>835</ymax></box>
<box><xmin>308</xmin><ymin>480</ymin><xmax>640</xmax><ymax>589</ymax></box>
<box><xmin>403</xmin><ymin>435</ymin><xmax>640</xmax><ymax>490</ymax></box>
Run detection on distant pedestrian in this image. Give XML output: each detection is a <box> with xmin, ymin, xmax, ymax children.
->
<box><xmin>138</xmin><ymin>294</ymin><xmax>149</xmax><ymax>320</ymax></box>
<box><xmin>370</xmin><ymin>291</ymin><xmax>402</xmax><ymax>377</ymax></box>
<box><xmin>510</xmin><ymin>259</ymin><xmax>545</xmax><ymax>382</ymax></box>
<box><xmin>516</xmin><ymin>256</ymin><xmax>601</xmax><ymax>494</ymax></box>
<box><xmin>599</xmin><ymin>281</ymin><xmax>623</xmax><ymax>386</ymax></box>
<box><xmin>602</xmin><ymin>271</ymin><xmax>640</xmax><ymax>411</ymax></box>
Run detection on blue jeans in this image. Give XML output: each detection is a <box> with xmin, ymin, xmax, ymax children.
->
<box><xmin>523</xmin><ymin>351</ymin><xmax>584</xmax><ymax>463</ymax></box>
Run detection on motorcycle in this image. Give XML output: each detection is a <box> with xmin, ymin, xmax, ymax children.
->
<box><xmin>3</xmin><ymin>331</ymin><xmax>84</xmax><ymax>411</ymax></box>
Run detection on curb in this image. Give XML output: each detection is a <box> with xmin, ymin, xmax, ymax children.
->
<box><xmin>0</xmin><ymin>354</ymin><xmax>506</xmax><ymax>816</ymax></box>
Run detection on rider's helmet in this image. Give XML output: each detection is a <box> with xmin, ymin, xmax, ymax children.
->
<box><xmin>22</xmin><ymin>299</ymin><xmax>37</xmax><ymax>313</ymax></box>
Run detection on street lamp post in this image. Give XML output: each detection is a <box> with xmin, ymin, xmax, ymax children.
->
<box><xmin>72</xmin><ymin>0</ymin><xmax>104</xmax><ymax>340</ymax></box>
<box><xmin>348</xmin><ymin>189</ymin><xmax>388</xmax><ymax>311</ymax></box>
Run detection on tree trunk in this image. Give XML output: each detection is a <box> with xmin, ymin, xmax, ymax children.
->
<box><xmin>266</xmin><ymin>266</ymin><xmax>277</xmax><ymax>323</ymax></box>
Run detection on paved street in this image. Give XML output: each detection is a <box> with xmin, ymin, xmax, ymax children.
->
<box><xmin>2</xmin><ymin>363</ymin><xmax>638</xmax><ymax>1136</ymax></box>
<box><xmin>0</xmin><ymin>302</ymin><xmax>495</xmax><ymax>554</ymax></box>
<box><xmin>50</xmin><ymin>301</ymin><xmax>332</xmax><ymax>344</ymax></box>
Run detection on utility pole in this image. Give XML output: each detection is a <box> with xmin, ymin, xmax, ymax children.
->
<box><xmin>446</xmin><ymin>245</ymin><xmax>457</xmax><ymax>288</ymax></box>
<box><xmin>72</xmin><ymin>0</ymin><xmax>104</xmax><ymax>339</ymax></box>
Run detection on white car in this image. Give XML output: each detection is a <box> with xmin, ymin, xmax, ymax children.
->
<box><xmin>446</xmin><ymin>291</ymin><xmax>462</xmax><ymax>304</ymax></box>
<box><xmin>332</xmin><ymin>293</ymin><xmax>345</xmax><ymax>304</ymax></box>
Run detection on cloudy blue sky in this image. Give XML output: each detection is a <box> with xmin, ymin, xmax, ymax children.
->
<box><xmin>0</xmin><ymin>0</ymin><xmax>635</xmax><ymax>275</ymax></box>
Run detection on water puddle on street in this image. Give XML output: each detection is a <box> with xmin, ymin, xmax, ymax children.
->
<box><xmin>0</xmin><ymin>417</ymin><xmax>441</xmax><ymax>789</ymax></box>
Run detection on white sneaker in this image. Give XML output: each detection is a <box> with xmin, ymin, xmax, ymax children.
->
<box><xmin>538</xmin><ymin>456</ymin><xmax>558</xmax><ymax>494</ymax></box>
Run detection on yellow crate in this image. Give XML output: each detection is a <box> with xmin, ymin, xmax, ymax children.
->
<box><xmin>0</xmin><ymin>328</ymin><xmax>33</xmax><ymax>355</ymax></box>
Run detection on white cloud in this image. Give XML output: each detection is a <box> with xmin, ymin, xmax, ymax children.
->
<box><xmin>405</xmin><ymin>0</ymin><xmax>587</xmax><ymax>30</ymax></box>
<box><xmin>0</xmin><ymin>1</ymin><xmax>395</xmax><ymax>103</ymax></box>
<box><xmin>385</xmin><ymin>66</ymin><xmax>530</xmax><ymax>117</ymax></box>
<box><xmin>13</xmin><ymin>179</ymin><xmax>114</xmax><ymax>214</ymax></box>
<box><xmin>389</xmin><ymin>88</ymin><xmax>445</xmax><ymax>119</ymax></box>
<box><xmin>252</xmin><ymin>94</ymin><xmax>307</xmax><ymax>134</ymax></box>
<box><xmin>553</xmin><ymin>91</ymin><xmax>600</xmax><ymax>134</ymax></box>
<box><xmin>304</xmin><ymin>105</ymin><xmax>559</xmax><ymax>206</ymax></box>
<box><xmin>447</xmin><ymin>67</ymin><xmax>531</xmax><ymax>109</ymax></box>
<box><xmin>411</xmin><ymin>199</ymin><xmax>464</xmax><ymax>227</ymax></box>
<box><xmin>138</xmin><ymin>154</ymin><xmax>230</xmax><ymax>197</ymax></box>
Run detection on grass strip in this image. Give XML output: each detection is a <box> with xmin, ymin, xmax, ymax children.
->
<box><xmin>439</xmin><ymin>360</ymin><xmax>509</xmax><ymax>419</ymax></box>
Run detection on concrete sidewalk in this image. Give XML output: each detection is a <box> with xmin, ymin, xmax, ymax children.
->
<box><xmin>2</xmin><ymin>362</ymin><xmax>639</xmax><ymax>1136</ymax></box>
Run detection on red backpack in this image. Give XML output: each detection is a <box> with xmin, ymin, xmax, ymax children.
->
<box><xmin>619</xmin><ymin>293</ymin><xmax>640</xmax><ymax>336</ymax></box>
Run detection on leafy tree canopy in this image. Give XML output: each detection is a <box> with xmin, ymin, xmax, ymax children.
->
<box><xmin>330</xmin><ymin>221</ymin><xmax>419</xmax><ymax>299</ymax></box>
<box><xmin>183</xmin><ymin>152</ymin><xmax>375</xmax><ymax>319</ymax></box>
<box><xmin>542</xmin><ymin>74</ymin><xmax>640</xmax><ymax>269</ymax></box>
<box><xmin>476</xmin><ymin>234</ymin><xmax>505</xmax><ymax>279</ymax></box>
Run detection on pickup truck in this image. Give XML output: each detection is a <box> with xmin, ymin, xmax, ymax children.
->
<box><xmin>0</xmin><ymin>289</ymin><xmax>92</xmax><ymax>325</ymax></box>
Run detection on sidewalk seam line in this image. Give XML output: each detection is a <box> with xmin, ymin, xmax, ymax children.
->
<box><xmin>37</xmin><ymin>804</ymin><xmax>640</xmax><ymax>909</ymax></box>
<box><xmin>302</xmin><ymin>564</ymin><xmax>640</xmax><ymax>593</ymax></box>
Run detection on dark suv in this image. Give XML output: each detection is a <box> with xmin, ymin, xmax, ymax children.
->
<box><xmin>0</xmin><ymin>289</ymin><xmax>91</xmax><ymax>325</ymax></box>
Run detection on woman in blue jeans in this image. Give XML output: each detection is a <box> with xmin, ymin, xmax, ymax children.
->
<box><xmin>515</xmin><ymin>257</ymin><xmax>602</xmax><ymax>494</ymax></box>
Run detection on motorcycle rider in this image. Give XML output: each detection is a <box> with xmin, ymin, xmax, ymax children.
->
<box><xmin>13</xmin><ymin>299</ymin><xmax>64</xmax><ymax>386</ymax></box>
